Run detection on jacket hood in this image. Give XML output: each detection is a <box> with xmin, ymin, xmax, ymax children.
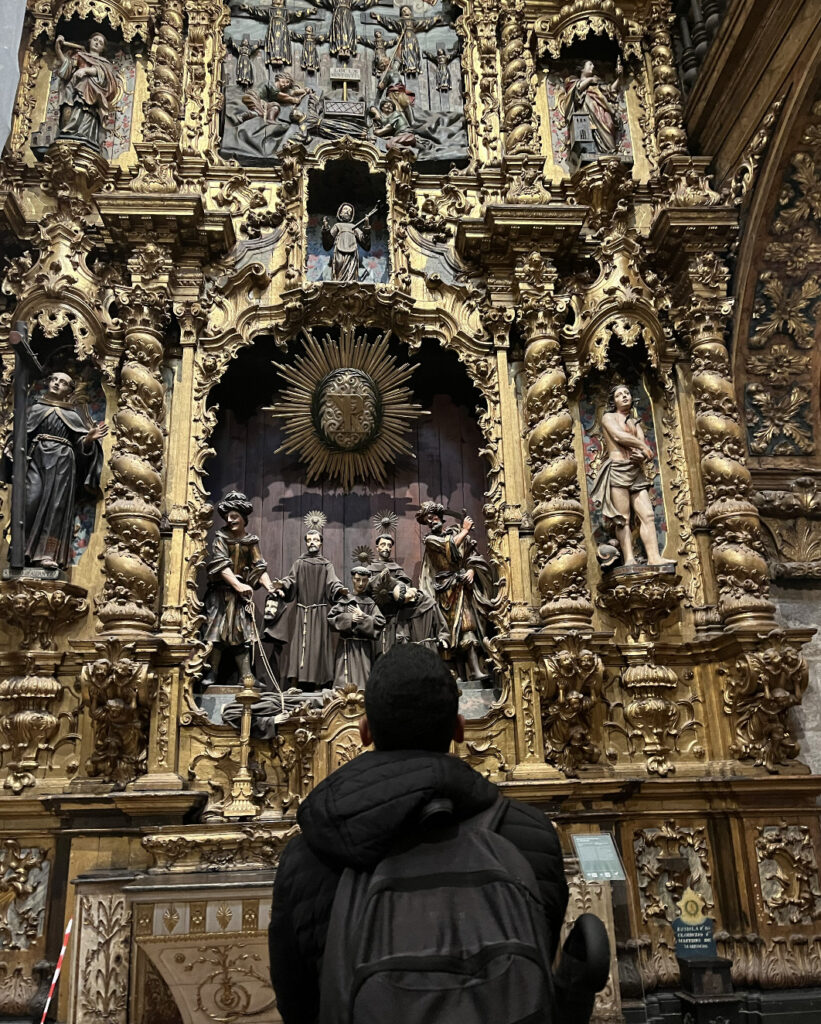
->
<box><xmin>296</xmin><ymin>749</ymin><xmax>498</xmax><ymax>870</ymax></box>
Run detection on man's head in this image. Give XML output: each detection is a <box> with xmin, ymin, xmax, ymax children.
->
<box><xmin>46</xmin><ymin>372</ymin><xmax>74</xmax><ymax>399</ymax></box>
<box><xmin>337</xmin><ymin>203</ymin><xmax>354</xmax><ymax>222</ymax></box>
<box><xmin>361</xmin><ymin>645</ymin><xmax>464</xmax><ymax>752</ymax></box>
<box><xmin>305</xmin><ymin>529</ymin><xmax>323</xmax><ymax>554</ymax></box>
<box><xmin>351</xmin><ymin>566</ymin><xmax>370</xmax><ymax>595</ymax></box>
<box><xmin>581</xmin><ymin>59</ymin><xmax>595</xmax><ymax>75</ymax></box>
<box><xmin>380</xmin><ymin>100</ymin><xmax>396</xmax><ymax>115</ymax></box>
<box><xmin>274</xmin><ymin>71</ymin><xmax>294</xmax><ymax>90</ymax></box>
<box><xmin>375</xmin><ymin>534</ymin><xmax>394</xmax><ymax>560</ymax></box>
<box><xmin>88</xmin><ymin>32</ymin><xmax>107</xmax><ymax>55</ymax></box>
<box><xmin>607</xmin><ymin>383</ymin><xmax>633</xmax><ymax>414</ymax></box>
<box><xmin>217</xmin><ymin>491</ymin><xmax>253</xmax><ymax>532</ymax></box>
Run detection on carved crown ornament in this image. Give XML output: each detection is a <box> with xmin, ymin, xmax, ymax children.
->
<box><xmin>534</xmin><ymin>0</ymin><xmax>642</xmax><ymax>60</ymax></box>
<box><xmin>30</xmin><ymin>0</ymin><xmax>151</xmax><ymax>42</ymax></box>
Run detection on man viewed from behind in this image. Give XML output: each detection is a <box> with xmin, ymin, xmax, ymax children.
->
<box><xmin>269</xmin><ymin>645</ymin><xmax>569</xmax><ymax>1024</ymax></box>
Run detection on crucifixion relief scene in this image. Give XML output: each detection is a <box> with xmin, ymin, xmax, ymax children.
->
<box><xmin>1</xmin><ymin>0</ymin><xmax>821</xmax><ymax>1022</ymax></box>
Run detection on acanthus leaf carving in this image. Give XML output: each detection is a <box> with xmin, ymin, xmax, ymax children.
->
<box><xmin>79</xmin><ymin>640</ymin><xmax>157</xmax><ymax>788</ymax></box>
<box><xmin>720</xmin><ymin>632</ymin><xmax>809</xmax><ymax>772</ymax></box>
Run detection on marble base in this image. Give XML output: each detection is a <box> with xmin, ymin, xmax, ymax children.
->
<box><xmin>198</xmin><ymin>686</ymin><xmax>240</xmax><ymax>725</ymax></box>
<box><xmin>2</xmin><ymin>565</ymin><xmax>63</xmax><ymax>580</ymax></box>
<box><xmin>603</xmin><ymin>561</ymin><xmax>678</xmax><ymax>580</ymax></box>
<box><xmin>459</xmin><ymin>685</ymin><xmax>501</xmax><ymax>720</ymax></box>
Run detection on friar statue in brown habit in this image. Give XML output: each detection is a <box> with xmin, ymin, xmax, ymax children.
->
<box><xmin>267</xmin><ymin>511</ymin><xmax>348</xmax><ymax>690</ymax></box>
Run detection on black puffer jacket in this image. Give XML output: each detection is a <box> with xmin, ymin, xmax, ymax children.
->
<box><xmin>269</xmin><ymin>749</ymin><xmax>568</xmax><ymax>1024</ymax></box>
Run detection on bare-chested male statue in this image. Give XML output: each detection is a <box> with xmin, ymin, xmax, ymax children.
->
<box><xmin>589</xmin><ymin>383</ymin><xmax>671</xmax><ymax>567</ymax></box>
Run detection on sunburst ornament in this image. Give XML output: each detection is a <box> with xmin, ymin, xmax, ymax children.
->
<box><xmin>269</xmin><ymin>328</ymin><xmax>426</xmax><ymax>490</ymax></box>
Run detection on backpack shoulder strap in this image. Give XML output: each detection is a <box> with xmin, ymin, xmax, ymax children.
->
<box><xmin>463</xmin><ymin>793</ymin><xmax>507</xmax><ymax>833</ymax></box>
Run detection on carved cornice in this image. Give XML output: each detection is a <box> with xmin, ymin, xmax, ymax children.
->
<box><xmin>142</xmin><ymin>823</ymin><xmax>301</xmax><ymax>873</ymax></box>
<box><xmin>95</xmin><ymin>194</ymin><xmax>235</xmax><ymax>258</ymax></box>
<box><xmin>455</xmin><ymin>204</ymin><xmax>586</xmax><ymax>266</ymax></box>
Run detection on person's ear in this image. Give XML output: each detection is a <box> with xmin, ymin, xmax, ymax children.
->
<box><xmin>453</xmin><ymin>714</ymin><xmax>465</xmax><ymax>745</ymax></box>
<box><xmin>359</xmin><ymin>714</ymin><xmax>373</xmax><ymax>748</ymax></box>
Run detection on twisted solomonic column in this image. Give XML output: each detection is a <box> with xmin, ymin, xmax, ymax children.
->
<box><xmin>647</xmin><ymin>0</ymin><xmax>688</xmax><ymax>161</ymax></box>
<box><xmin>98</xmin><ymin>290</ymin><xmax>168</xmax><ymax>631</ymax></box>
<box><xmin>499</xmin><ymin>0</ymin><xmax>540</xmax><ymax>158</ymax></box>
<box><xmin>688</xmin><ymin>298</ymin><xmax>774</xmax><ymax>627</ymax></box>
<box><xmin>143</xmin><ymin>0</ymin><xmax>186</xmax><ymax>144</ymax></box>
<box><xmin>521</xmin><ymin>296</ymin><xmax>593</xmax><ymax>628</ymax></box>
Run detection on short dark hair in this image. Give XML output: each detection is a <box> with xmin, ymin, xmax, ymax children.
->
<box><xmin>365</xmin><ymin>645</ymin><xmax>459</xmax><ymax>752</ymax></box>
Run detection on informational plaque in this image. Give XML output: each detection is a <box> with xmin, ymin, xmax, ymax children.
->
<box><xmin>672</xmin><ymin>887</ymin><xmax>717</xmax><ymax>958</ymax></box>
<box><xmin>571</xmin><ymin>833</ymin><xmax>626</xmax><ymax>882</ymax></box>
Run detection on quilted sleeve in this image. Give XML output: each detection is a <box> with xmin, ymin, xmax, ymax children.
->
<box><xmin>498</xmin><ymin>799</ymin><xmax>569</xmax><ymax>959</ymax></box>
<box><xmin>269</xmin><ymin>834</ymin><xmax>342</xmax><ymax>1024</ymax></box>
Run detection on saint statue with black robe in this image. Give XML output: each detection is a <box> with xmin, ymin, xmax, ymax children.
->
<box><xmin>269</xmin><ymin>524</ymin><xmax>347</xmax><ymax>689</ymax></box>
<box><xmin>24</xmin><ymin>372</ymin><xmax>106</xmax><ymax>570</ymax></box>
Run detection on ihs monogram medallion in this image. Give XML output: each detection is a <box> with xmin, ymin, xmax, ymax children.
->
<box><xmin>269</xmin><ymin>327</ymin><xmax>426</xmax><ymax>489</ymax></box>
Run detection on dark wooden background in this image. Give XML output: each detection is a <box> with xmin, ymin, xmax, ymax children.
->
<box><xmin>204</xmin><ymin>336</ymin><xmax>490</xmax><ymax>585</ymax></box>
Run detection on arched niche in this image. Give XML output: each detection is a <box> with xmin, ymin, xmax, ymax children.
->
<box><xmin>203</xmin><ymin>331</ymin><xmax>490</xmax><ymax>587</ymax></box>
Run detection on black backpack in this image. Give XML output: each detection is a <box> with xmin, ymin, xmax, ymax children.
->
<box><xmin>319</xmin><ymin>795</ymin><xmax>555</xmax><ymax>1024</ymax></box>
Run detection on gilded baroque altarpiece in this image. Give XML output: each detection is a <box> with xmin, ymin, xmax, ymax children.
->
<box><xmin>0</xmin><ymin>0</ymin><xmax>819</xmax><ymax>1020</ymax></box>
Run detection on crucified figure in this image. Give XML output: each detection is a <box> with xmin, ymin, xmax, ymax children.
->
<box><xmin>589</xmin><ymin>383</ymin><xmax>673</xmax><ymax>567</ymax></box>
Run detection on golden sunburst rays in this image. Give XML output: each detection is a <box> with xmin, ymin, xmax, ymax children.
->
<box><xmin>268</xmin><ymin>328</ymin><xmax>427</xmax><ymax>491</ymax></box>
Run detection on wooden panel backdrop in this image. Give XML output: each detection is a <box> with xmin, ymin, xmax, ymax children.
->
<box><xmin>205</xmin><ymin>337</ymin><xmax>490</xmax><ymax>588</ymax></box>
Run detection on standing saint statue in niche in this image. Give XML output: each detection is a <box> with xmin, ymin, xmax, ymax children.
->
<box><xmin>23</xmin><ymin>371</ymin><xmax>107</xmax><ymax>570</ymax></box>
<box><xmin>201</xmin><ymin>491</ymin><xmax>279</xmax><ymax>687</ymax></box>
<box><xmin>321</xmin><ymin>202</ymin><xmax>371</xmax><ymax>282</ymax></box>
<box><xmin>267</xmin><ymin>511</ymin><xmax>348</xmax><ymax>690</ymax></box>
<box><xmin>416</xmin><ymin>502</ymin><xmax>493</xmax><ymax>682</ymax></box>
<box><xmin>562</xmin><ymin>58</ymin><xmax>623</xmax><ymax>155</ymax></box>
<box><xmin>589</xmin><ymin>383</ymin><xmax>673</xmax><ymax>568</ymax></box>
<box><xmin>54</xmin><ymin>33</ymin><xmax>119</xmax><ymax>152</ymax></box>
